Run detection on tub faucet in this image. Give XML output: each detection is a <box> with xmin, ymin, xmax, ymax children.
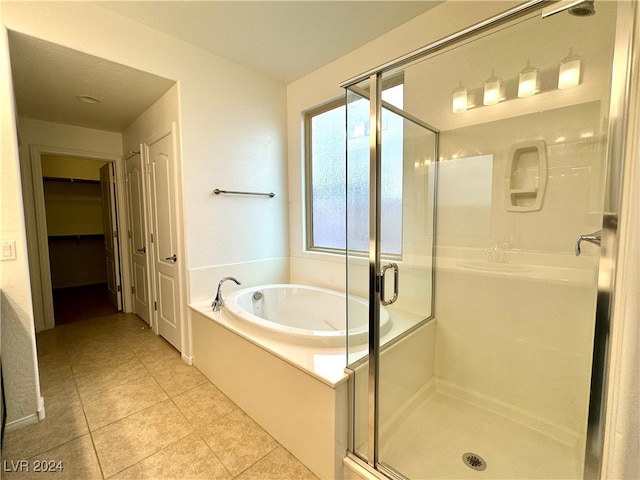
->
<box><xmin>212</xmin><ymin>277</ymin><xmax>241</xmax><ymax>311</ymax></box>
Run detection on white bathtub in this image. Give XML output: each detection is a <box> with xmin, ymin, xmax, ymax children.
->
<box><xmin>189</xmin><ymin>283</ymin><xmax>421</xmax><ymax>479</ymax></box>
<box><xmin>224</xmin><ymin>284</ymin><xmax>391</xmax><ymax>347</ymax></box>
<box><xmin>190</xmin><ymin>283</ymin><xmax>366</xmax><ymax>479</ymax></box>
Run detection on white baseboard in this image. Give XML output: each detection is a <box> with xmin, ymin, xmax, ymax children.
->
<box><xmin>181</xmin><ymin>353</ymin><xmax>193</xmax><ymax>365</ymax></box>
<box><xmin>5</xmin><ymin>413</ymin><xmax>39</xmax><ymax>432</ymax></box>
<box><xmin>37</xmin><ymin>396</ymin><xmax>45</xmax><ymax>420</ymax></box>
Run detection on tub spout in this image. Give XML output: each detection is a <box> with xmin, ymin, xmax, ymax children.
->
<box><xmin>212</xmin><ymin>276</ymin><xmax>241</xmax><ymax>311</ymax></box>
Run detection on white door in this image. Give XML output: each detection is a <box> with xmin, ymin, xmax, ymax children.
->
<box><xmin>126</xmin><ymin>153</ymin><xmax>151</xmax><ymax>325</ymax></box>
<box><xmin>147</xmin><ymin>132</ymin><xmax>182</xmax><ymax>350</ymax></box>
<box><xmin>99</xmin><ymin>163</ymin><xmax>122</xmax><ymax>310</ymax></box>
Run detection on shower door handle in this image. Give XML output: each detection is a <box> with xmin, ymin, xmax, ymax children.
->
<box><xmin>575</xmin><ymin>230</ymin><xmax>602</xmax><ymax>256</ymax></box>
<box><xmin>380</xmin><ymin>263</ymin><xmax>399</xmax><ymax>306</ymax></box>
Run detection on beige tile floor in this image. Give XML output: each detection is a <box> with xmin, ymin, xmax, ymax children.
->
<box><xmin>1</xmin><ymin>313</ymin><xmax>319</xmax><ymax>480</ymax></box>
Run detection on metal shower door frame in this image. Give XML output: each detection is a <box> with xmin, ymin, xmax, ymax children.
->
<box><xmin>342</xmin><ymin>1</ymin><xmax>636</xmax><ymax>479</ymax></box>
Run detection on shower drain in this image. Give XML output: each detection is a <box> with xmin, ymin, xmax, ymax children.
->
<box><xmin>462</xmin><ymin>452</ymin><xmax>487</xmax><ymax>471</ymax></box>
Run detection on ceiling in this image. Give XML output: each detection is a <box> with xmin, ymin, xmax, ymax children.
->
<box><xmin>8</xmin><ymin>31</ymin><xmax>176</xmax><ymax>132</ymax></box>
<box><xmin>8</xmin><ymin>1</ymin><xmax>441</xmax><ymax>133</ymax></box>
<box><xmin>95</xmin><ymin>1</ymin><xmax>441</xmax><ymax>84</ymax></box>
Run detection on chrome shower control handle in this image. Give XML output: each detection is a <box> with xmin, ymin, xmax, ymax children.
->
<box><xmin>575</xmin><ymin>230</ymin><xmax>602</xmax><ymax>256</ymax></box>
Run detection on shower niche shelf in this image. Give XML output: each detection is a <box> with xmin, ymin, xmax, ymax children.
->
<box><xmin>505</xmin><ymin>140</ymin><xmax>547</xmax><ymax>212</ymax></box>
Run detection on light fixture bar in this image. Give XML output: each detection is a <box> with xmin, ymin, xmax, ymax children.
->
<box><xmin>341</xmin><ymin>0</ymin><xmax>546</xmax><ymax>88</ymax></box>
<box><xmin>541</xmin><ymin>0</ymin><xmax>587</xmax><ymax>18</ymax></box>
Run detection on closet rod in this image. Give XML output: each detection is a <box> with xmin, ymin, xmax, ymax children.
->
<box><xmin>124</xmin><ymin>150</ymin><xmax>140</xmax><ymax>161</ymax></box>
<box><xmin>48</xmin><ymin>233</ymin><xmax>105</xmax><ymax>240</ymax></box>
<box><xmin>42</xmin><ymin>176</ymin><xmax>100</xmax><ymax>184</ymax></box>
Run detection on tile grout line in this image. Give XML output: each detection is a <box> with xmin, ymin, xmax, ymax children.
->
<box><xmin>167</xmin><ymin>388</ymin><xmax>235</xmax><ymax>480</ymax></box>
<box><xmin>82</xmin><ymin>330</ymin><xmax>195</xmax><ymax>479</ymax></box>
<box><xmin>68</xmin><ymin>338</ymin><xmax>108</xmax><ymax>480</ymax></box>
<box><xmin>229</xmin><ymin>442</ymin><xmax>281</xmax><ymax>479</ymax></box>
<box><xmin>80</xmin><ymin>330</ymin><xmax>157</xmax><ymax>479</ymax></box>
<box><xmin>29</xmin><ymin>314</ymin><xmax>312</xmax><ymax>480</ymax></box>
<box><xmin>187</xmin><ymin>391</ymin><xmax>282</xmax><ymax>479</ymax></box>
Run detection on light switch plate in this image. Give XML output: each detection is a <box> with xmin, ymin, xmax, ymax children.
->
<box><xmin>1</xmin><ymin>240</ymin><xmax>16</xmax><ymax>261</ymax></box>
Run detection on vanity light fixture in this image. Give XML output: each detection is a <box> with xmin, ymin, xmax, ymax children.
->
<box><xmin>558</xmin><ymin>51</ymin><xmax>582</xmax><ymax>89</ymax></box>
<box><xmin>453</xmin><ymin>53</ymin><xmax>585</xmax><ymax>114</ymax></box>
<box><xmin>483</xmin><ymin>72</ymin><xmax>502</xmax><ymax>105</ymax></box>
<box><xmin>452</xmin><ymin>82</ymin><xmax>468</xmax><ymax>113</ymax></box>
<box><xmin>518</xmin><ymin>61</ymin><xmax>539</xmax><ymax>97</ymax></box>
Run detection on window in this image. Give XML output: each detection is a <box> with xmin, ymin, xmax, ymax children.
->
<box><xmin>305</xmin><ymin>82</ymin><xmax>404</xmax><ymax>254</ymax></box>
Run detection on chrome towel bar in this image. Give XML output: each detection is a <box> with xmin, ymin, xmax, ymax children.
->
<box><xmin>213</xmin><ymin>188</ymin><xmax>275</xmax><ymax>198</ymax></box>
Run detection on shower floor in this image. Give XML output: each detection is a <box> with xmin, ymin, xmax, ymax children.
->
<box><xmin>378</xmin><ymin>390</ymin><xmax>583</xmax><ymax>479</ymax></box>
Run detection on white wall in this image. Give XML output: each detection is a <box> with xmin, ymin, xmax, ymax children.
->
<box><xmin>1</xmin><ymin>26</ymin><xmax>42</xmax><ymax>428</ymax></box>
<box><xmin>3</xmin><ymin>1</ymin><xmax>290</xmax><ymax>296</ymax></box>
<box><xmin>2</xmin><ymin>1</ymin><xmax>289</xmax><ymax>426</ymax></box>
<box><xmin>286</xmin><ymin>1</ymin><xmax>522</xmax><ymax>290</ymax></box>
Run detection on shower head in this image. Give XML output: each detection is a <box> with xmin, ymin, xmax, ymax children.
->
<box><xmin>569</xmin><ymin>1</ymin><xmax>595</xmax><ymax>16</ymax></box>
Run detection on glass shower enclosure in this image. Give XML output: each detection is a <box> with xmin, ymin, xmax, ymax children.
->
<box><xmin>344</xmin><ymin>1</ymin><xmax>634</xmax><ymax>479</ymax></box>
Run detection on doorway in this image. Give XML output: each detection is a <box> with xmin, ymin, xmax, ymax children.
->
<box><xmin>32</xmin><ymin>149</ymin><xmax>125</xmax><ymax>328</ymax></box>
<box><xmin>42</xmin><ymin>155</ymin><xmax>122</xmax><ymax>325</ymax></box>
<box><xmin>9</xmin><ymin>30</ymin><xmax>184</xmax><ymax>352</ymax></box>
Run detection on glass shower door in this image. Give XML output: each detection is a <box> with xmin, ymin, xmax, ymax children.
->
<box><xmin>345</xmin><ymin>75</ymin><xmax>437</xmax><ymax>470</ymax></box>
<box><xmin>345</xmin><ymin>1</ymin><xmax>632</xmax><ymax>479</ymax></box>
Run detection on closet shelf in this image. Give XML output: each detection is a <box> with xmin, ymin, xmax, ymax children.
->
<box><xmin>48</xmin><ymin>234</ymin><xmax>105</xmax><ymax>240</ymax></box>
<box><xmin>43</xmin><ymin>176</ymin><xmax>100</xmax><ymax>184</ymax></box>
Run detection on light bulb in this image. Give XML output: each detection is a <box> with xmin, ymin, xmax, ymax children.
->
<box><xmin>518</xmin><ymin>62</ymin><xmax>539</xmax><ymax>97</ymax></box>
<box><xmin>452</xmin><ymin>83</ymin><xmax>468</xmax><ymax>113</ymax></box>
<box><xmin>558</xmin><ymin>56</ymin><xmax>581</xmax><ymax>89</ymax></box>
<box><xmin>483</xmin><ymin>73</ymin><xmax>501</xmax><ymax>106</ymax></box>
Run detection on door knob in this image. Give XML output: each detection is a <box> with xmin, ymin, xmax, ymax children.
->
<box><xmin>165</xmin><ymin>254</ymin><xmax>177</xmax><ymax>262</ymax></box>
<box><xmin>136</xmin><ymin>247</ymin><xmax>146</xmax><ymax>253</ymax></box>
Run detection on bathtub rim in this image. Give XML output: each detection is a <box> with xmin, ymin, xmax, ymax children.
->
<box><xmin>189</xmin><ymin>300</ymin><xmax>351</xmax><ymax>388</ymax></box>
<box><xmin>224</xmin><ymin>283</ymin><xmax>391</xmax><ymax>347</ymax></box>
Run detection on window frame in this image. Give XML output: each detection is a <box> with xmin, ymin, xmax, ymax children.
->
<box><xmin>304</xmin><ymin>97</ymin><xmax>347</xmax><ymax>255</ymax></box>
<box><xmin>304</xmin><ymin>75</ymin><xmax>404</xmax><ymax>255</ymax></box>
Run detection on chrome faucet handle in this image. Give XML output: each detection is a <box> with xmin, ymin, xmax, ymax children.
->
<box><xmin>575</xmin><ymin>230</ymin><xmax>602</xmax><ymax>256</ymax></box>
